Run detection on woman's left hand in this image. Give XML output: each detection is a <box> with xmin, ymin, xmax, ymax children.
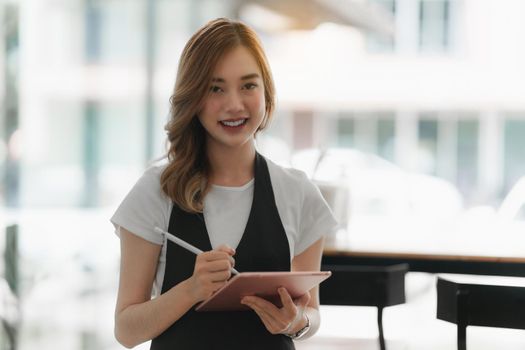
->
<box><xmin>241</xmin><ymin>287</ymin><xmax>310</xmax><ymax>335</ymax></box>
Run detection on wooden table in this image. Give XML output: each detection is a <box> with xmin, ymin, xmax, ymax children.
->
<box><xmin>323</xmin><ymin>240</ymin><xmax>525</xmax><ymax>277</ymax></box>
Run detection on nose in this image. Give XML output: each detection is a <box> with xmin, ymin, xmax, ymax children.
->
<box><xmin>225</xmin><ymin>90</ymin><xmax>245</xmax><ymax>113</ymax></box>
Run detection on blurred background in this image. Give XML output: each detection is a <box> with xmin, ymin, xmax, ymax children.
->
<box><xmin>0</xmin><ymin>0</ymin><xmax>524</xmax><ymax>349</ymax></box>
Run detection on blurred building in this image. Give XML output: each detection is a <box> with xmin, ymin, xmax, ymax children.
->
<box><xmin>263</xmin><ymin>0</ymin><xmax>525</xmax><ymax>206</ymax></box>
<box><xmin>0</xmin><ymin>0</ymin><xmax>523</xmax><ymax>210</ymax></box>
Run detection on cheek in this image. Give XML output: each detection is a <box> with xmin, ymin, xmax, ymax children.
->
<box><xmin>201</xmin><ymin>99</ymin><xmax>222</xmax><ymax>119</ymax></box>
<box><xmin>248</xmin><ymin>92</ymin><xmax>266</xmax><ymax>115</ymax></box>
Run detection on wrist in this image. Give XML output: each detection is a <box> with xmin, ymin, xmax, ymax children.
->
<box><xmin>178</xmin><ymin>278</ymin><xmax>200</xmax><ymax>305</ymax></box>
<box><xmin>287</xmin><ymin>313</ymin><xmax>308</xmax><ymax>334</ymax></box>
<box><xmin>285</xmin><ymin>313</ymin><xmax>310</xmax><ymax>340</ymax></box>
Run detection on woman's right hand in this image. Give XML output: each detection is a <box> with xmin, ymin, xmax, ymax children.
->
<box><xmin>187</xmin><ymin>244</ymin><xmax>236</xmax><ymax>303</ymax></box>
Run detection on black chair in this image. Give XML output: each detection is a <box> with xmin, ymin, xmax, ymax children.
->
<box><xmin>436</xmin><ymin>277</ymin><xmax>525</xmax><ymax>350</ymax></box>
<box><xmin>320</xmin><ymin>263</ymin><xmax>408</xmax><ymax>350</ymax></box>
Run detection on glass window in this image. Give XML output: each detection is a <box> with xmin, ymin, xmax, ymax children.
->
<box><xmin>418</xmin><ymin>117</ymin><xmax>438</xmax><ymax>174</ymax></box>
<box><xmin>85</xmin><ymin>0</ymin><xmax>144</xmax><ymax>64</ymax></box>
<box><xmin>84</xmin><ymin>0</ymin><xmax>102</xmax><ymax>62</ymax></box>
<box><xmin>337</xmin><ymin>112</ymin><xmax>394</xmax><ymax>160</ymax></box>
<box><xmin>457</xmin><ymin>119</ymin><xmax>479</xmax><ymax>200</ymax></box>
<box><xmin>366</xmin><ymin>0</ymin><xmax>396</xmax><ymax>52</ymax></box>
<box><xmin>504</xmin><ymin>118</ymin><xmax>525</xmax><ymax>193</ymax></box>
<box><xmin>20</xmin><ymin>100</ymin><xmax>146</xmax><ymax>207</ymax></box>
<box><xmin>337</xmin><ymin>114</ymin><xmax>355</xmax><ymax>148</ymax></box>
<box><xmin>419</xmin><ymin>0</ymin><xmax>449</xmax><ymax>52</ymax></box>
<box><xmin>377</xmin><ymin>116</ymin><xmax>395</xmax><ymax>162</ymax></box>
<box><xmin>20</xmin><ymin>101</ymin><xmax>84</xmax><ymax>207</ymax></box>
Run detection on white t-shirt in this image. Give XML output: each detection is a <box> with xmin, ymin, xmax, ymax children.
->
<box><xmin>204</xmin><ymin>179</ymin><xmax>254</xmax><ymax>250</ymax></box>
<box><xmin>110</xmin><ymin>158</ymin><xmax>339</xmax><ymax>297</ymax></box>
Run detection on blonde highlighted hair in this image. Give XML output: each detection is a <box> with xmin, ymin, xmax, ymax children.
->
<box><xmin>160</xmin><ymin>18</ymin><xmax>275</xmax><ymax>213</ymax></box>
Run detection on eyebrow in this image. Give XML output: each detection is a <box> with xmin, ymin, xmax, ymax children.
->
<box><xmin>211</xmin><ymin>73</ymin><xmax>261</xmax><ymax>83</ymax></box>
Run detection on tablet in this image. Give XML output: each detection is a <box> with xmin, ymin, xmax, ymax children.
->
<box><xmin>195</xmin><ymin>271</ymin><xmax>331</xmax><ymax>312</ymax></box>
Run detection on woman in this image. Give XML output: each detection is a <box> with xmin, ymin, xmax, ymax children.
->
<box><xmin>111</xmin><ymin>18</ymin><xmax>338</xmax><ymax>349</ymax></box>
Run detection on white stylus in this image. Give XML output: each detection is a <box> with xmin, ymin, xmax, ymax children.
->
<box><xmin>154</xmin><ymin>226</ymin><xmax>239</xmax><ymax>275</ymax></box>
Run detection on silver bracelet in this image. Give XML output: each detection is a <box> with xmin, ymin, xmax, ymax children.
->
<box><xmin>286</xmin><ymin>313</ymin><xmax>310</xmax><ymax>340</ymax></box>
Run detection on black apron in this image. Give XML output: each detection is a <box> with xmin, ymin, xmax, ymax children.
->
<box><xmin>150</xmin><ymin>153</ymin><xmax>295</xmax><ymax>350</ymax></box>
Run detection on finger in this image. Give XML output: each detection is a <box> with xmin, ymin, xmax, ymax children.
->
<box><xmin>194</xmin><ymin>260</ymin><xmax>231</xmax><ymax>277</ymax></box>
<box><xmin>295</xmin><ymin>291</ymin><xmax>311</xmax><ymax>308</ymax></box>
<box><xmin>206</xmin><ymin>259</ymin><xmax>234</xmax><ymax>273</ymax></box>
<box><xmin>201</xmin><ymin>251</ymin><xmax>234</xmax><ymax>262</ymax></box>
<box><xmin>243</xmin><ymin>300</ymin><xmax>285</xmax><ymax>333</ymax></box>
<box><xmin>249</xmin><ymin>307</ymin><xmax>275</xmax><ymax>331</ymax></box>
<box><xmin>278</xmin><ymin>287</ymin><xmax>296</xmax><ymax>310</ymax></box>
<box><xmin>243</xmin><ymin>297</ymin><xmax>294</xmax><ymax>331</ymax></box>
<box><xmin>203</xmin><ymin>253</ymin><xmax>235</xmax><ymax>269</ymax></box>
<box><xmin>242</xmin><ymin>296</ymin><xmax>280</xmax><ymax>314</ymax></box>
<box><xmin>208</xmin><ymin>270</ymin><xmax>231</xmax><ymax>283</ymax></box>
<box><xmin>215</xmin><ymin>244</ymin><xmax>235</xmax><ymax>256</ymax></box>
<box><xmin>213</xmin><ymin>246</ymin><xmax>236</xmax><ymax>267</ymax></box>
<box><xmin>193</xmin><ymin>269</ymin><xmax>230</xmax><ymax>286</ymax></box>
<box><xmin>198</xmin><ymin>253</ymin><xmax>235</xmax><ymax>270</ymax></box>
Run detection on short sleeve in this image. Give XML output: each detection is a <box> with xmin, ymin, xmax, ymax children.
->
<box><xmin>295</xmin><ymin>174</ymin><xmax>340</xmax><ymax>255</ymax></box>
<box><xmin>110</xmin><ymin>166</ymin><xmax>171</xmax><ymax>245</ymax></box>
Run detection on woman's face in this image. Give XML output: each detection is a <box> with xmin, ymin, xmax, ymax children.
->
<box><xmin>198</xmin><ymin>45</ymin><xmax>266</xmax><ymax>152</ymax></box>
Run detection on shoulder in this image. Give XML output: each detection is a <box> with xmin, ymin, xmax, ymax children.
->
<box><xmin>266</xmin><ymin>157</ymin><xmax>318</xmax><ymax>198</ymax></box>
<box><xmin>264</xmin><ymin>156</ymin><xmax>339</xmax><ymax>256</ymax></box>
<box><xmin>110</xmin><ymin>163</ymin><xmax>172</xmax><ymax>245</ymax></box>
<box><xmin>142</xmin><ymin>163</ymin><xmax>166</xmax><ymax>182</ymax></box>
<box><xmin>135</xmin><ymin>163</ymin><xmax>168</xmax><ymax>194</ymax></box>
<box><xmin>266</xmin><ymin>157</ymin><xmax>310</xmax><ymax>188</ymax></box>
<box><xmin>122</xmin><ymin>163</ymin><xmax>172</xmax><ymax>211</ymax></box>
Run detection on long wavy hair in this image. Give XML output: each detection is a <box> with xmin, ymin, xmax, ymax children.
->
<box><xmin>160</xmin><ymin>18</ymin><xmax>276</xmax><ymax>213</ymax></box>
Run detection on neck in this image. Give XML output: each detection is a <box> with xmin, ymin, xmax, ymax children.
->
<box><xmin>206</xmin><ymin>140</ymin><xmax>256</xmax><ymax>186</ymax></box>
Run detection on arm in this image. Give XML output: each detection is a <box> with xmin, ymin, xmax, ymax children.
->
<box><xmin>241</xmin><ymin>236</ymin><xmax>325</xmax><ymax>340</ymax></box>
<box><xmin>114</xmin><ymin>227</ymin><xmax>193</xmax><ymax>348</ymax></box>
<box><xmin>114</xmin><ymin>227</ymin><xmax>235</xmax><ymax>348</ymax></box>
<box><xmin>289</xmin><ymin>236</ymin><xmax>325</xmax><ymax>339</ymax></box>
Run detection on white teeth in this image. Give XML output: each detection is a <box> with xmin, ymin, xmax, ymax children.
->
<box><xmin>221</xmin><ymin>119</ymin><xmax>246</xmax><ymax>127</ymax></box>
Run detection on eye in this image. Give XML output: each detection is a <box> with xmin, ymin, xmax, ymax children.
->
<box><xmin>210</xmin><ymin>85</ymin><xmax>223</xmax><ymax>93</ymax></box>
<box><xmin>243</xmin><ymin>83</ymin><xmax>258</xmax><ymax>90</ymax></box>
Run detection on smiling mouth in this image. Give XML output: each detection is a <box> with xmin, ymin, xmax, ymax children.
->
<box><xmin>220</xmin><ymin>119</ymin><xmax>247</xmax><ymax>127</ymax></box>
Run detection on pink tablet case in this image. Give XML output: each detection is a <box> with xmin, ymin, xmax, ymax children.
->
<box><xmin>195</xmin><ymin>271</ymin><xmax>332</xmax><ymax>312</ymax></box>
